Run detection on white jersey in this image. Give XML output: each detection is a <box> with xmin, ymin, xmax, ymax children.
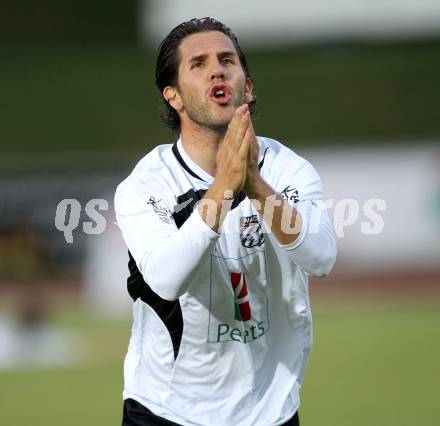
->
<box><xmin>114</xmin><ymin>136</ymin><xmax>336</xmax><ymax>426</ymax></box>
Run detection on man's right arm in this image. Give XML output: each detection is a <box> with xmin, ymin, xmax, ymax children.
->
<box><xmin>115</xmin><ymin>176</ymin><xmax>219</xmax><ymax>301</ymax></box>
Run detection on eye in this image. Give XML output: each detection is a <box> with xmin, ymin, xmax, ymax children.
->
<box><xmin>191</xmin><ymin>61</ymin><xmax>204</xmax><ymax>69</ymax></box>
<box><xmin>222</xmin><ymin>57</ymin><xmax>234</xmax><ymax>65</ymax></box>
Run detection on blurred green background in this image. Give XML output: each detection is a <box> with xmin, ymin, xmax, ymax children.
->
<box><xmin>1</xmin><ymin>1</ymin><xmax>440</xmax><ymax>171</ymax></box>
<box><xmin>1</xmin><ymin>2</ymin><xmax>439</xmax><ymax>426</ymax></box>
<box><xmin>1</xmin><ymin>299</ymin><xmax>439</xmax><ymax>426</ymax></box>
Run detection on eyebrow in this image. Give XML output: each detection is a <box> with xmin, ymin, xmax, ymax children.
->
<box><xmin>188</xmin><ymin>51</ymin><xmax>238</xmax><ymax>64</ymax></box>
<box><xmin>188</xmin><ymin>53</ymin><xmax>207</xmax><ymax>64</ymax></box>
<box><xmin>217</xmin><ymin>51</ymin><xmax>237</xmax><ymax>59</ymax></box>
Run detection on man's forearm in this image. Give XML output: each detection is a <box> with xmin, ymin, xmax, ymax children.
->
<box><xmin>197</xmin><ymin>185</ymin><xmax>233</xmax><ymax>233</ymax></box>
<box><xmin>140</xmin><ymin>208</ymin><xmax>219</xmax><ymax>300</ymax></box>
<box><xmin>245</xmin><ymin>176</ymin><xmax>302</xmax><ymax>246</ymax></box>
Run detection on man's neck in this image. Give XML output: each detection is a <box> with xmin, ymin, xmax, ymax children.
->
<box><xmin>180</xmin><ymin>122</ymin><xmax>227</xmax><ymax>177</ymax></box>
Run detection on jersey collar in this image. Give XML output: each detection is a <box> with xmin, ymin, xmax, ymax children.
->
<box><xmin>173</xmin><ymin>139</ymin><xmax>214</xmax><ymax>183</ymax></box>
<box><xmin>172</xmin><ymin>137</ymin><xmax>269</xmax><ymax>184</ymax></box>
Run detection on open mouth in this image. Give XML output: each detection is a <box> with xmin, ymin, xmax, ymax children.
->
<box><xmin>209</xmin><ymin>84</ymin><xmax>232</xmax><ymax>105</ymax></box>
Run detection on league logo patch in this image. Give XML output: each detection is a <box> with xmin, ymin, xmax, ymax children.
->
<box><xmin>281</xmin><ymin>185</ymin><xmax>300</xmax><ymax>203</ymax></box>
<box><xmin>240</xmin><ymin>215</ymin><xmax>264</xmax><ymax>248</ymax></box>
<box><xmin>147</xmin><ymin>196</ymin><xmax>173</xmax><ymax>224</ymax></box>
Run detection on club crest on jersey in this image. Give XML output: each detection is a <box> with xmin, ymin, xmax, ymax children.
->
<box><xmin>240</xmin><ymin>215</ymin><xmax>264</xmax><ymax>248</ymax></box>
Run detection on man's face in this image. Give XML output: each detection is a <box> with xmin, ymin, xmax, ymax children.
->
<box><xmin>170</xmin><ymin>31</ymin><xmax>253</xmax><ymax>132</ymax></box>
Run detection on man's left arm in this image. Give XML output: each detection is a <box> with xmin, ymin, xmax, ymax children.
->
<box><xmin>243</xmin><ymin>129</ymin><xmax>336</xmax><ymax>277</ymax></box>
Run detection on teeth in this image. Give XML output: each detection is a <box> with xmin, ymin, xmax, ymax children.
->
<box><xmin>215</xmin><ymin>90</ymin><xmax>225</xmax><ymax>96</ymax></box>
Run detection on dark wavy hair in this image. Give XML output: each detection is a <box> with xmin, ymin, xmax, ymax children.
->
<box><xmin>155</xmin><ymin>17</ymin><xmax>256</xmax><ymax>133</ymax></box>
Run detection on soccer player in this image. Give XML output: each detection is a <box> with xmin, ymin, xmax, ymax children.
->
<box><xmin>115</xmin><ymin>17</ymin><xmax>336</xmax><ymax>426</ymax></box>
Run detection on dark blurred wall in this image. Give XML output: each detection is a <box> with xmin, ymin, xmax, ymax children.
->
<box><xmin>1</xmin><ymin>1</ymin><xmax>439</xmax><ymax>166</ymax></box>
<box><xmin>0</xmin><ymin>0</ymin><xmax>137</xmax><ymax>45</ymax></box>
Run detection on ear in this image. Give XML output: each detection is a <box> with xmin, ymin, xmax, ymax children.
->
<box><xmin>244</xmin><ymin>78</ymin><xmax>254</xmax><ymax>104</ymax></box>
<box><xmin>163</xmin><ymin>86</ymin><xmax>183</xmax><ymax>112</ymax></box>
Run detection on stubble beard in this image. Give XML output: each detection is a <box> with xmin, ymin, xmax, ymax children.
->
<box><xmin>181</xmin><ymin>87</ymin><xmax>246</xmax><ymax>134</ymax></box>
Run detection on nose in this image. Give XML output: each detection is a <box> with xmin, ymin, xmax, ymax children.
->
<box><xmin>210</xmin><ymin>59</ymin><xmax>225</xmax><ymax>80</ymax></box>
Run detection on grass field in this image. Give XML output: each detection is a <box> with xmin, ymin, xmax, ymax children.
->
<box><xmin>0</xmin><ymin>299</ymin><xmax>439</xmax><ymax>426</ymax></box>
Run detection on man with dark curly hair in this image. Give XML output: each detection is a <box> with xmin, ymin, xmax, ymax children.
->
<box><xmin>115</xmin><ymin>17</ymin><xmax>336</xmax><ymax>426</ymax></box>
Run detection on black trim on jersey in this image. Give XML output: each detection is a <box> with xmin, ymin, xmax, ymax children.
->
<box><xmin>173</xmin><ymin>141</ymin><xmax>268</xmax><ymax>182</ymax></box>
<box><xmin>173</xmin><ymin>188</ymin><xmax>207</xmax><ymax>229</ymax></box>
<box><xmin>172</xmin><ymin>188</ymin><xmax>246</xmax><ymax>229</ymax></box>
<box><xmin>259</xmin><ymin>147</ymin><xmax>269</xmax><ymax>170</ymax></box>
<box><xmin>172</xmin><ymin>143</ymin><xmax>205</xmax><ymax>182</ymax></box>
<box><xmin>231</xmin><ymin>191</ymin><xmax>246</xmax><ymax>209</ymax></box>
<box><xmin>127</xmin><ymin>251</ymin><xmax>183</xmax><ymax>360</ymax></box>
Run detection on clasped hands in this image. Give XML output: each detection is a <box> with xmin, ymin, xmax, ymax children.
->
<box><xmin>213</xmin><ymin>103</ymin><xmax>261</xmax><ymax>199</ymax></box>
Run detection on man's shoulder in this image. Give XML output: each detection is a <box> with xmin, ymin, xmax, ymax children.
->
<box><xmin>257</xmin><ymin>136</ymin><xmax>307</xmax><ymax>169</ymax></box>
<box><xmin>256</xmin><ymin>136</ymin><xmax>323</xmax><ymax>197</ymax></box>
<box><xmin>130</xmin><ymin>143</ymin><xmax>174</xmax><ymax>177</ymax></box>
<box><xmin>121</xmin><ymin>144</ymin><xmax>175</xmax><ymax>181</ymax></box>
<box><xmin>115</xmin><ymin>144</ymin><xmax>174</xmax><ymax>200</ymax></box>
